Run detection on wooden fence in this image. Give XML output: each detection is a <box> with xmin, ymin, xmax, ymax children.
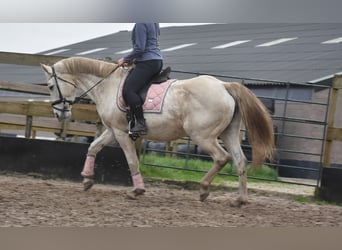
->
<box><xmin>0</xmin><ymin>52</ymin><xmax>101</xmax><ymax>140</ymax></box>
<box><xmin>0</xmin><ymin>100</ymin><xmax>101</xmax><ymax>140</ymax></box>
<box><xmin>0</xmin><ymin>51</ymin><xmax>66</xmax><ymax>66</ymax></box>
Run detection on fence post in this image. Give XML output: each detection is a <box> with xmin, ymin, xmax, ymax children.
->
<box><xmin>59</xmin><ymin>119</ymin><xmax>69</xmax><ymax>141</ymax></box>
<box><xmin>25</xmin><ymin>115</ymin><xmax>33</xmax><ymax>138</ymax></box>
<box><xmin>323</xmin><ymin>74</ymin><xmax>342</xmax><ymax>167</ymax></box>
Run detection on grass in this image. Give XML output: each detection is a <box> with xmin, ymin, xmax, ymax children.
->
<box><xmin>139</xmin><ymin>154</ymin><xmax>342</xmax><ymax>207</ymax></box>
<box><xmin>295</xmin><ymin>196</ymin><xmax>342</xmax><ymax>206</ymax></box>
<box><xmin>140</xmin><ymin>153</ymin><xmax>278</xmax><ymax>184</ymax></box>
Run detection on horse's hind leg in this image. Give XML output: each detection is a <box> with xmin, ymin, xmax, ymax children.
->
<box><xmin>221</xmin><ymin>115</ymin><xmax>249</xmax><ymax>206</ymax></box>
<box><xmin>193</xmin><ymin>137</ymin><xmax>231</xmax><ymax>202</ymax></box>
<box><xmin>81</xmin><ymin>128</ymin><xmax>115</xmax><ymax>191</ymax></box>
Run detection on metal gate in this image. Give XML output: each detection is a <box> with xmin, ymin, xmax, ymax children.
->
<box><xmin>141</xmin><ymin>70</ymin><xmax>331</xmax><ymax>187</ymax></box>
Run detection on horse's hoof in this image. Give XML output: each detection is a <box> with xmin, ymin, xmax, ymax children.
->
<box><xmin>199</xmin><ymin>184</ymin><xmax>210</xmax><ymax>202</ymax></box>
<box><xmin>133</xmin><ymin>188</ymin><xmax>146</xmax><ymax>196</ymax></box>
<box><xmin>83</xmin><ymin>178</ymin><xmax>94</xmax><ymax>191</ymax></box>
<box><xmin>199</xmin><ymin>191</ymin><xmax>210</xmax><ymax>202</ymax></box>
<box><xmin>230</xmin><ymin>197</ymin><xmax>249</xmax><ymax>207</ymax></box>
<box><xmin>126</xmin><ymin>188</ymin><xmax>145</xmax><ymax>200</ymax></box>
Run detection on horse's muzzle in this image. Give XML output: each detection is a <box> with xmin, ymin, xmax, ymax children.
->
<box><xmin>55</xmin><ymin>110</ymin><xmax>71</xmax><ymax>122</ymax></box>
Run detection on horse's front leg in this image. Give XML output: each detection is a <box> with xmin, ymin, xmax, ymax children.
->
<box><xmin>114</xmin><ymin>129</ymin><xmax>145</xmax><ymax>197</ymax></box>
<box><xmin>81</xmin><ymin>128</ymin><xmax>115</xmax><ymax>191</ymax></box>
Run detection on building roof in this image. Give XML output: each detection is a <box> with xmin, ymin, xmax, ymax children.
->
<box><xmin>1</xmin><ymin>23</ymin><xmax>342</xmax><ymax>86</ymax></box>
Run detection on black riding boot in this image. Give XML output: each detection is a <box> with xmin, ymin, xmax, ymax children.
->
<box><xmin>131</xmin><ymin>105</ymin><xmax>148</xmax><ymax>135</ymax></box>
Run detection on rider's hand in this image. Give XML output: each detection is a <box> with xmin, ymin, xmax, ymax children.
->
<box><xmin>117</xmin><ymin>58</ymin><xmax>125</xmax><ymax>66</ymax></box>
<box><xmin>118</xmin><ymin>58</ymin><xmax>133</xmax><ymax>67</ymax></box>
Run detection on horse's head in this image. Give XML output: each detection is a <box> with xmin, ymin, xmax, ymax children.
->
<box><xmin>41</xmin><ymin>63</ymin><xmax>77</xmax><ymax>121</ymax></box>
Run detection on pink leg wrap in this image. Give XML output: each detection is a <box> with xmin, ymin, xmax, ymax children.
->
<box><xmin>132</xmin><ymin>173</ymin><xmax>145</xmax><ymax>190</ymax></box>
<box><xmin>81</xmin><ymin>155</ymin><xmax>95</xmax><ymax>177</ymax></box>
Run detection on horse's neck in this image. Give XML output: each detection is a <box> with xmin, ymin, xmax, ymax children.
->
<box><xmin>77</xmin><ymin>72</ymin><xmax>120</xmax><ymax>107</ymax></box>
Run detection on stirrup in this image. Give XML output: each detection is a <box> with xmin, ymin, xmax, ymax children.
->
<box><xmin>129</xmin><ymin>133</ymin><xmax>140</xmax><ymax>141</ymax></box>
<box><xmin>128</xmin><ymin>120</ymin><xmax>140</xmax><ymax>141</ymax></box>
<box><xmin>127</xmin><ymin>119</ymin><xmax>133</xmax><ymax>133</ymax></box>
<box><xmin>130</xmin><ymin>123</ymin><xmax>147</xmax><ymax>135</ymax></box>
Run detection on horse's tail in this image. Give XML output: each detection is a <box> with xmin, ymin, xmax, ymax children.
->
<box><xmin>223</xmin><ymin>82</ymin><xmax>275</xmax><ymax>168</ymax></box>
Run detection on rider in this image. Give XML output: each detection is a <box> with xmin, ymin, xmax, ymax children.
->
<box><xmin>117</xmin><ymin>23</ymin><xmax>163</xmax><ymax>135</ymax></box>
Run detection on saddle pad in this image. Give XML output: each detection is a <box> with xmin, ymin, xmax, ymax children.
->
<box><xmin>117</xmin><ymin>78</ymin><xmax>176</xmax><ymax>113</ymax></box>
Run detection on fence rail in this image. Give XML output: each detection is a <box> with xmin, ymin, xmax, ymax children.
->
<box><xmin>0</xmin><ymin>52</ymin><xmax>66</xmax><ymax>66</ymax></box>
<box><xmin>1</xmin><ymin>52</ymin><xmax>339</xmax><ymax>188</ymax></box>
<box><xmin>0</xmin><ymin>80</ymin><xmax>49</xmax><ymax>95</ymax></box>
<box><xmin>0</xmin><ymin>100</ymin><xmax>101</xmax><ymax>140</ymax></box>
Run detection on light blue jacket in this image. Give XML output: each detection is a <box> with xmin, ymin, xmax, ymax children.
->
<box><xmin>124</xmin><ymin>23</ymin><xmax>163</xmax><ymax>62</ymax></box>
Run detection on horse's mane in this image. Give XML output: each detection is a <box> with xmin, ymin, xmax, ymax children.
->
<box><xmin>58</xmin><ymin>57</ymin><xmax>117</xmax><ymax>77</ymax></box>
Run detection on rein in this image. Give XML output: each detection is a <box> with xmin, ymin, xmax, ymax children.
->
<box><xmin>50</xmin><ymin>64</ymin><xmax>120</xmax><ymax>112</ymax></box>
<box><xmin>75</xmin><ymin>65</ymin><xmax>120</xmax><ymax>102</ymax></box>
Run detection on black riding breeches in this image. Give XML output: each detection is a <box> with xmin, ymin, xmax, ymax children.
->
<box><xmin>123</xmin><ymin>60</ymin><xmax>163</xmax><ymax>108</ymax></box>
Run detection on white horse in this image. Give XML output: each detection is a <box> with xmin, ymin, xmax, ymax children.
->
<box><xmin>41</xmin><ymin>57</ymin><xmax>274</xmax><ymax>206</ymax></box>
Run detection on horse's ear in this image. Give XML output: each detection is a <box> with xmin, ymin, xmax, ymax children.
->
<box><xmin>40</xmin><ymin>63</ymin><xmax>52</xmax><ymax>75</ymax></box>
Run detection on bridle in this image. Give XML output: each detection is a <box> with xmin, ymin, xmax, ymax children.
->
<box><xmin>49</xmin><ymin>64</ymin><xmax>120</xmax><ymax>113</ymax></box>
<box><xmin>50</xmin><ymin>66</ymin><xmax>77</xmax><ymax>113</ymax></box>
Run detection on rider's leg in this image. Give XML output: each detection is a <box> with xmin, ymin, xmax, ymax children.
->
<box><xmin>130</xmin><ymin>105</ymin><xmax>147</xmax><ymax>134</ymax></box>
<box><xmin>122</xmin><ymin>60</ymin><xmax>162</xmax><ymax>134</ymax></box>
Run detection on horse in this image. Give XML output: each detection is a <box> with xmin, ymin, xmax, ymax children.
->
<box><xmin>41</xmin><ymin>56</ymin><xmax>274</xmax><ymax>206</ymax></box>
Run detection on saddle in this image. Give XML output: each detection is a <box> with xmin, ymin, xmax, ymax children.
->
<box><xmin>123</xmin><ymin>66</ymin><xmax>172</xmax><ymax>140</ymax></box>
<box><xmin>137</xmin><ymin>66</ymin><xmax>171</xmax><ymax>102</ymax></box>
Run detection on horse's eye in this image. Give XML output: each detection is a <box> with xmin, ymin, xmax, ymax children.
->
<box><xmin>48</xmin><ymin>85</ymin><xmax>54</xmax><ymax>91</ymax></box>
